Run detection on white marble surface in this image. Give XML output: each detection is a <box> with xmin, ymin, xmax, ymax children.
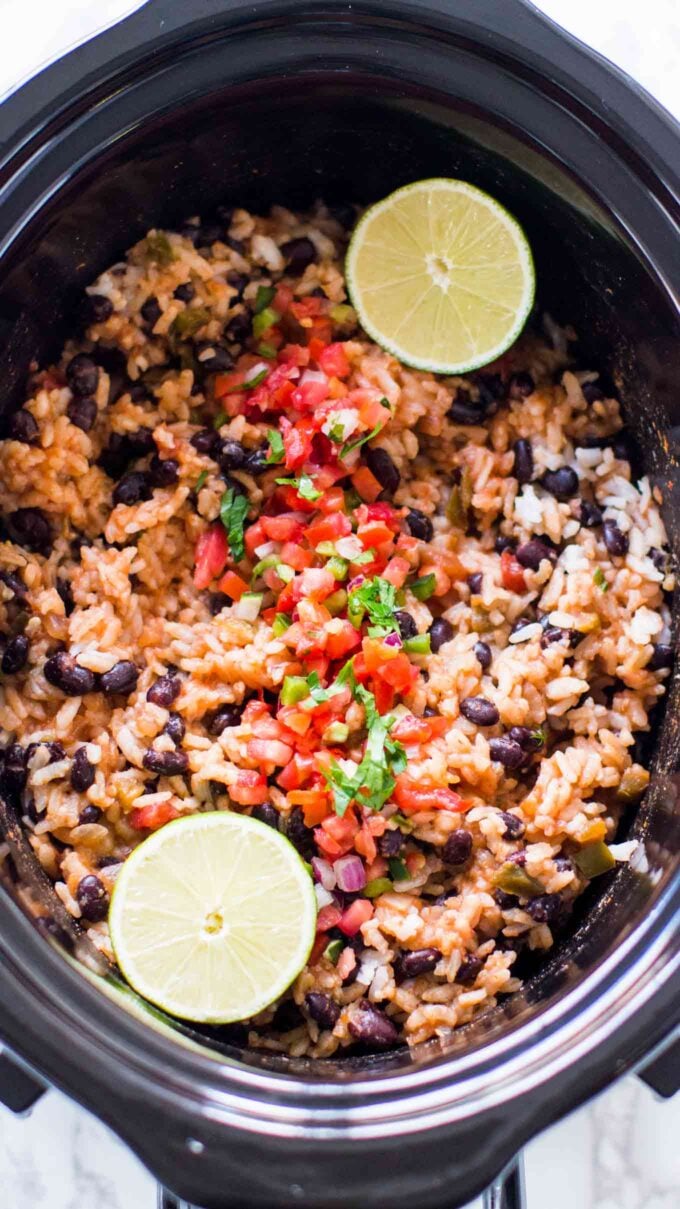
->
<box><xmin>0</xmin><ymin>1</ymin><xmax>678</xmax><ymax>1206</ymax></box>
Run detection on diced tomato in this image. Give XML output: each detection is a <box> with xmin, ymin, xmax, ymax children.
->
<box><xmin>217</xmin><ymin>570</ymin><xmax>249</xmax><ymax>600</ymax></box>
<box><xmin>290</xmin><ymin>297</ymin><xmax>324</xmax><ymax>321</ymax></box>
<box><xmin>289</xmin><ymin>788</ymin><xmax>331</xmax><ymax>826</ymax></box>
<box><xmin>242</xmin><ymin>698</ymin><xmax>270</xmax><ymax>725</ymax></box>
<box><xmin>309</xmin><ymin>934</ymin><xmax>328</xmax><ymax>963</ymax></box>
<box><xmin>358</xmin><ymin>502</ymin><xmax>401</xmax><ymax>528</ymax></box>
<box><xmin>278</xmin><ymin>342</ymin><xmax>309</xmax><ymax>367</ymax></box>
<box><xmin>336</xmin><ymin>946</ymin><xmax>357</xmax><ymax>980</ymax></box>
<box><xmin>365</xmin><ymin>855</ymin><xmax>389</xmax><ymax>882</ymax></box>
<box><xmin>317</xmin><ymin>342</ymin><xmax>350</xmax><ymax>379</ymax></box>
<box><xmin>283</xmin><ymin>417</ymin><xmax>317</xmax><ymax>471</ymax></box>
<box><xmin>291</xmin><ymin>375</ymin><xmax>330</xmax><ymax>413</ymax></box>
<box><xmin>307</xmin><ymin>316</ymin><xmax>333</xmax><ymax>345</ymax></box>
<box><xmin>362</xmin><ymin>637</ymin><xmax>397</xmax><ymax>674</ymax></box>
<box><xmin>129</xmin><ymin>800</ymin><xmax>180</xmax><ymax>831</ymax></box>
<box><xmin>214</xmin><ymin>370</ymin><xmax>245</xmax><ymax>399</ymax></box>
<box><xmin>244</xmin><ymin>519</ymin><xmax>266</xmax><ymax>559</ymax></box>
<box><xmin>306</xmin><ymin>512</ymin><xmax>352</xmax><ymax>546</ymax></box>
<box><xmin>391</xmin><ymin>714</ymin><xmax>449</xmax><ymax>745</ymax></box>
<box><xmin>351</xmin><ymin>652</ymin><xmax>370</xmax><ymax>684</ymax></box>
<box><xmin>260</xmin><ymin>514</ymin><xmax>305</xmax><ymax>543</ymax></box>
<box><xmin>382</xmin><ymin>557</ymin><xmax>410</xmax><ymax>588</ymax></box>
<box><xmin>303</xmin><ymin>653</ymin><xmax>330</xmax><ymax>680</ymax></box>
<box><xmin>373</xmin><ymin>679</ymin><xmax>396</xmax><ymax>713</ymax></box>
<box><xmin>230</xmin><ymin>770</ymin><xmax>269</xmax><ymax>805</ymax></box>
<box><xmin>354</xmin><ymin>819</ymin><xmax>378</xmax><ymax>864</ymax></box>
<box><xmin>351</xmin><ymin>466</ymin><xmax>383</xmax><ymax>503</ymax></box>
<box><xmin>193</xmin><ymin>524</ymin><xmax>229</xmax><ymax>589</ymax></box>
<box><xmin>274</xmin><ymin>284</ymin><xmax>294</xmax><ymax>314</ymax></box>
<box><xmin>297</xmin><ymin>568</ymin><xmax>336</xmax><ymax>602</ymax></box>
<box><xmin>280</xmin><ymin>541</ymin><xmax>314</xmax><ymax>570</ymax></box>
<box><xmin>355</xmin><ymin>392</ymin><xmax>391</xmax><ymax>430</ymax></box>
<box><xmin>277</xmin><ymin>752</ymin><xmax>316</xmax><ymax>790</ymax></box>
<box><xmin>327</xmin><ymin>376</ymin><xmax>348</xmax><ymax>400</ymax></box>
<box><xmin>501</xmin><ymin>547</ymin><xmax>527</xmax><ymax>592</ymax></box>
<box><xmin>378</xmin><ymin>652</ymin><xmax>420</xmax><ymax>693</ymax></box>
<box><xmin>247</xmin><ymin>738</ymin><xmax>294</xmax><ymax>767</ymax></box>
<box><xmin>315</xmin><ymin>812</ymin><xmax>360</xmax><ymax>859</ymax></box>
<box><xmin>393</xmin><ymin>776</ymin><xmax>464</xmax><ymax>814</ymax></box>
<box><xmin>338</xmin><ymin>898</ymin><xmax>373</xmax><ymax>937</ymax></box>
<box><xmin>316</xmin><ymin>486</ymin><xmax>346</xmax><ymax>515</ymax></box>
<box><xmin>276</xmin><ymin>705</ymin><xmax>312</xmax><ymax>736</ymax></box>
<box><xmin>316</xmin><ymin>905</ymin><xmax>342</xmax><ymax>933</ymax></box>
<box><xmin>357</xmin><ymin>520</ymin><xmax>395</xmax><ymax>550</ymax></box>
<box><xmin>277</xmin><ymin>485</ymin><xmax>318</xmax><ymax>515</ymax></box>
<box><xmin>325</xmin><ymin>620</ymin><xmax>362</xmax><ymax>661</ymax></box>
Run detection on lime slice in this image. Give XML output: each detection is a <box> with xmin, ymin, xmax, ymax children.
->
<box><xmin>109</xmin><ymin>812</ymin><xmax>316</xmax><ymax>1023</ymax></box>
<box><xmin>346</xmin><ymin>178</ymin><xmax>535</xmax><ymax>374</ymax></box>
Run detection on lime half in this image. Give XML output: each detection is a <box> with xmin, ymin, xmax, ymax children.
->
<box><xmin>109</xmin><ymin>812</ymin><xmax>316</xmax><ymax>1023</ymax></box>
<box><xmin>346</xmin><ymin>178</ymin><xmax>535</xmax><ymax>374</ymax></box>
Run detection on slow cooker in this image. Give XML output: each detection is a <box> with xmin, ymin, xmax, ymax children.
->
<box><xmin>0</xmin><ymin>3</ymin><xmax>678</xmax><ymax>1208</ymax></box>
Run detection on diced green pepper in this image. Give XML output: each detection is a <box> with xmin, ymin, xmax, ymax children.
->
<box><xmin>326</xmin><ymin>556</ymin><xmax>349</xmax><ymax>581</ymax></box>
<box><xmin>364</xmin><ymin>877</ymin><xmax>393</xmax><ymax>899</ymax></box>
<box><xmin>323</xmin><ymin>721</ymin><xmax>350</xmax><ymax>744</ymax></box>
<box><xmin>615</xmin><ymin>766</ymin><xmax>650</xmax><ymax>805</ymax></box>
<box><xmin>142</xmin><ymin>231</ymin><xmax>175</xmax><ymax>266</ymax></box>
<box><xmin>388</xmin><ymin>856</ymin><xmax>410</xmax><ymax>882</ymax></box>
<box><xmin>251</xmin><ymin>554</ymin><xmax>280</xmax><ymax>579</ymax></box>
<box><xmin>323</xmin><ymin>938</ymin><xmax>344</xmax><ymax>963</ymax></box>
<box><xmin>403</xmin><ymin>633</ymin><xmax>431</xmax><ymax>656</ymax></box>
<box><xmin>343</xmin><ymin>487</ymin><xmax>362</xmax><ymax>512</ymax></box>
<box><xmin>324</xmin><ymin>588</ymin><xmax>348</xmax><ymax>616</ymax></box>
<box><xmin>447</xmin><ymin>466</ymin><xmax>472</xmax><ymax>528</ymax></box>
<box><xmin>171</xmin><ymin>307</ymin><xmax>210</xmax><ymax>339</ymax></box>
<box><xmin>280</xmin><ymin>676</ymin><xmax>310</xmax><ymax>706</ymax></box>
<box><xmin>347</xmin><ymin>594</ymin><xmax>365</xmax><ymax>628</ymax></box>
<box><xmin>252</xmin><ymin>306</ymin><xmax>281</xmax><ymax>339</ymax></box>
<box><xmin>493</xmin><ymin>863</ymin><xmax>544</xmax><ymax>899</ymax></box>
<box><xmin>573</xmin><ymin>840</ymin><xmax>616</xmax><ymax>879</ymax></box>
<box><xmin>272</xmin><ymin>613</ymin><xmax>291</xmax><ymax>637</ymax></box>
<box><xmin>254</xmin><ymin>285</ymin><xmax>277</xmax><ymax>314</ymax></box>
<box><xmin>593</xmin><ymin>567</ymin><xmax>608</xmax><ymax>592</ymax></box>
<box><xmin>410</xmin><ymin>573</ymin><xmax>437</xmax><ymax>601</ymax></box>
<box><xmin>391</xmin><ymin>813</ymin><xmax>414</xmax><ymax>834</ymax></box>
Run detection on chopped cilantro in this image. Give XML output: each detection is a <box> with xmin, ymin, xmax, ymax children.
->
<box><xmin>254</xmin><ymin>285</ymin><xmax>277</xmax><ymax>314</ymax></box>
<box><xmin>213</xmin><ymin>411</ymin><xmax>228</xmax><ymax>430</ymax></box>
<box><xmin>195</xmin><ymin>470</ymin><xmax>209</xmax><ymax>492</ymax></box>
<box><xmin>320</xmin><ymin>679</ymin><xmax>406</xmax><ymax>816</ymax></box>
<box><xmin>219</xmin><ymin>487</ymin><xmax>249</xmax><ymax>562</ymax></box>
<box><xmin>275</xmin><ymin>473</ymin><xmax>322</xmax><ymax>501</ymax></box>
<box><xmin>339</xmin><ymin>403</ymin><xmax>390</xmax><ymax>460</ymax></box>
<box><xmin>348</xmin><ymin>576</ymin><xmax>400</xmax><ymax>637</ymax></box>
<box><xmin>265</xmin><ymin>428</ymin><xmax>285</xmax><ymax>465</ymax></box>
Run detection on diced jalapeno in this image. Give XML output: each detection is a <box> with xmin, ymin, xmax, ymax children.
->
<box><xmin>403</xmin><ymin>633</ymin><xmax>431</xmax><ymax>656</ymax></box>
<box><xmin>410</xmin><ymin>573</ymin><xmax>437</xmax><ymax>601</ymax></box>
<box><xmin>388</xmin><ymin>856</ymin><xmax>410</xmax><ymax>882</ymax></box>
<box><xmin>251</xmin><ymin>555</ymin><xmax>280</xmax><ymax>579</ymax></box>
<box><xmin>323</xmin><ymin>721</ymin><xmax>349</xmax><ymax>744</ymax></box>
<box><xmin>280</xmin><ymin>676</ymin><xmax>309</xmax><ymax>706</ymax></box>
<box><xmin>171</xmin><ymin>307</ymin><xmax>210</xmax><ymax>338</ymax></box>
<box><xmin>326</xmin><ymin>556</ymin><xmax>349</xmax><ymax>581</ymax></box>
<box><xmin>329</xmin><ymin>304</ymin><xmax>357</xmax><ymax>326</ymax></box>
<box><xmin>364</xmin><ymin>877</ymin><xmax>393</xmax><ymax>899</ymax></box>
<box><xmin>254</xmin><ymin>285</ymin><xmax>277</xmax><ymax>314</ymax></box>
<box><xmin>471</xmin><ymin>607</ymin><xmax>494</xmax><ymax>634</ymax></box>
<box><xmin>447</xmin><ymin>466</ymin><xmax>472</xmax><ymax>528</ymax></box>
<box><xmin>143</xmin><ymin>232</ymin><xmax>175</xmax><ymax>265</ymax></box>
<box><xmin>257</xmin><ymin>342</ymin><xmax>278</xmax><ymax>359</ymax></box>
<box><xmin>573</xmin><ymin>840</ymin><xmax>616</xmax><ymax>879</ymax></box>
<box><xmin>391</xmin><ymin>812</ymin><xmax>414</xmax><ymax>833</ymax></box>
<box><xmin>347</xmin><ymin>595</ymin><xmax>365</xmax><ymax>627</ymax></box>
<box><xmin>276</xmin><ymin>564</ymin><xmax>295</xmax><ymax>583</ymax></box>
<box><xmin>493</xmin><ymin>863</ymin><xmax>544</xmax><ymax>898</ymax></box>
<box><xmin>615</xmin><ymin>766</ymin><xmax>650</xmax><ymax>805</ymax></box>
<box><xmin>323</xmin><ymin>938</ymin><xmax>344</xmax><ymax>963</ymax></box>
<box><xmin>252</xmin><ymin>306</ymin><xmax>281</xmax><ymax>339</ymax></box>
<box><xmin>325</xmin><ymin>589</ymin><xmax>348</xmax><ymax>616</ymax></box>
<box><xmin>272</xmin><ymin>612</ymin><xmax>291</xmax><ymax>636</ymax></box>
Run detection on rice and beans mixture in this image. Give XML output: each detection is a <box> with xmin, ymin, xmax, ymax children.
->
<box><xmin>0</xmin><ymin>202</ymin><xmax>674</xmax><ymax>1055</ymax></box>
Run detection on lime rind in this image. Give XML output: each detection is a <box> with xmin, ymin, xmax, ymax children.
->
<box><xmin>109</xmin><ymin>812</ymin><xmax>317</xmax><ymax>1024</ymax></box>
<box><xmin>345</xmin><ymin>178</ymin><xmax>535</xmax><ymax>375</ymax></box>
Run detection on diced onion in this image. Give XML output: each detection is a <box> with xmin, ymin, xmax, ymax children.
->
<box><xmin>311</xmin><ymin>857</ymin><xmax>337</xmax><ymax>891</ymax></box>
<box><xmin>254</xmin><ymin>541</ymin><xmax>276</xmax><ymax>559</ymax></box>
<box><xmin>334</xmin><ymin>854</ymin><xmax>367</xmax><ymax>893</ymax></box>
<box><xmin>315</xmin><ymin>884</ymin><xmax>335</xmax><ymax>909</ymax></box>
<box><xmin>235</xmin><ymin>593</ymin><xmax>263</xmax><ymax>621</ymax></box>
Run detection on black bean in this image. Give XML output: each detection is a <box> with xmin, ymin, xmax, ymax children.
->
<box><xmin>405</xmin><ymin>508</ymin><xmax>434</xmax><ymax>542</ymax></box>
<box><xmin>525</xmin><ymin>893</ymin><xmax>565</xmax><ymax>924</ymax></box>
<box><xmin>474</xmin><ymin>641</ymin><xmax>492</xmax><ymax>670</ymax></box>
<box><xmin>449</xmin><ymin>396</ymin><xmax>485</xmax><ymax>425</ymax></box>
<box><xmin>553</xmin><ymin>855</ymin><xmax>573</xmax><ymax>872</ymax></box>
<box><xmin>2</xmin><ymin>634</ymin><xmax>29</xmax><ymax>674</ymax></box>
<box><xmin>100</xmin><ymin>660</ymin><xmax>138</xmax><ymax>696</ymax></box>
<box><xmin>649</xmin><ymin>547</ymin><xmax>668</xmax><ymax>573</ymax></box>
<box><xmin>272</xmin><ymin>999</ymin><xmax>304</xmax><ymax>1033</ymax></box>
<box><xmin>207</xmin><ymin>592</ymin><xmax>230</xmax><ymax>615</ymax></box>
<box><xmin>348</xmin><ymin>1001</ymin><xmax>399</xmax><ymax>1049</ymax></box>
<box><xmin>8</xmin><ymin>409</ymin><xmax>39</xmax><ymax>445</ymax></box>
<box><xmin>475</xmin><ymin>373</ymin><xmax>505</xmax><ymax>409</ymax></box>
<box><xmin>191</xmin><ymin>428</ymin><xmax>220</xmax><ymax>457</ymax></box>
<box><xmin>581</xmin><ymin>381</ymin><xmax>604</xmax><ymax>403</ymax></box>
<box><xmin>542</xmin><ymin>467</ymin><xmax>579</xmax><ymax>500</ymax></box>
<box><xmin>443</xmin><ymin>829</ymin><xmax>473</xmax><ymax>866</ymax></box>
<box><xmin>508</xmin><ymin>725</ymin><xmax>544</xmax><ymax>751</ymax></box>
<box><xmin>226</xmin><ymin>271</ymin><xmax>249</xmax><ymax>298</ymax></box>
<box><xmin>84</xmin><ymin>293</ymin><xmax>113</xmax><ymax>323</ymax></box>
<box><xmin>78</xmin><ymin>804</ymin><xmax>102</xmax><ymax>825</ymax></box>
<box><xmin>66</xmin><ymin>354</ymin><xmax>99</xmax><ymax>398</ymax></box>
<box><xmin>0</xmin><ymin>743</ymin><xmax>27</xmax><ymax>795</ymax></box>
<box><xmin>173</xmin><ymin>282</ymin><xmax>195</xmax><ymax>303</ymax></box>
<box><xmin>378</xmin><ymin>828</ymin><xmax>403</xmax><ymax>858</ymax></box>
<box><xmin>499</xmin><ymin>811</ymin><xmax>526</xmax><ymax>838</ymax></box>
<box><xmin>602</xmin><ymin>518</ymin><xmax>629</xmax><ymax>556</ymax></box>
<box><xmin>197</xmin><ymin>220</ymin><xmax>224</xmax><ymax>246</ymax></box>
<box><xmin>55</xmin><ymin>578</ymin><xmax>74</xmax><ymax>616</ymax></box>
<box><xmin>305</xmin><ymin>992</ymin><xmax>340</xmax><ymax>1030</ymax></box>
<box><xmin>285</xmin><ymin>806</ymin><xmax>315</xmax><ymax>858</ymax></box>
<box><xmin>149</xmin><ymin>456</ymin><xmax>180</xmax><ymax>487</ymax></box>
<box><xmin>112</xmin><ymin>471</ymin><xmax>152</xmax><ymax>506</ymax></box>
<box><xmin>25</xmin><ymin>740</ymin><xmax>65</xmax><ymax>768</ymax></box>
<box><xmin>71</xmin><ymin>746</ymin><xmax>95</xmax><ymax>792</ymax></box>
<box><xmin>281</xmin><ymin>236</ymin><xmax>317</xmax><ymax>275</ymax></box>
<box><xmin>6</xmin><ymin>507</ymin><xmax>53</xmax><ymax>554</ymax></box>
<box><xmin>513</xmin><ymin>438</ymin><xmax>534</xmax><ymax>484</ymax></box>
<box><xmin>195</xmin><ymin>342</ymin><xmax>234</xmax><ymax>373</ymax></box>
<box><xmin>489</xmin><ymin>737</ymin><xmax>525</xmax><ymax>770</ymax></box>
<box><xmin>393</xmin><ymin>948</ymin><xmax>440</xmax><ymax>982</ymax></box>
<box><xmin>44</xmin><ymin>652</ymin><xmax>95</xmax><ymax>696</ymax></box>
<box><xmin>508</xmin><ymin>372</ymin><xmax>535</xmax><ymax>400</ymax></box>
<box><xmin>494</xmin><ymin>534</ymin><xmax>516</xmax><ymax>554</ymax></box>
<box><xmin>76</xmin><ymin>874</ymin><xmax>109</xmax><ymax>922</ymax></box>
<box><xmin>580</xmin><ymin>500</ymin><xmax>603</xmax><ymax>528</ymax></box>
<box><xmin>207</xmin><ymin>704</ymin><xmax>243</xmax><ymax>735</ymax></box>
<box><xmin>225</xmin><ymin>312</ymin><xmax>252</xmax><ymax>343</ymax></box>
<box><xmin>456</xmin><ymin>954</ymin><xmax>483</xmax><ymax>985</ymax></box>
<box><xmin>147</xmin><ymin>674</ymin><xmax>181</xmax><ymax>707</ymax></box>
<box><xmin>216</xmin><ymin>439</ymin><xmax>245</xmax><ymax>474</ymax></box>
<box><xmin>467</xmin><ymin>572</ymin><xmax>483</xmax><ymax>594</ymax></box>
<box><xmin>395</xmin><ymin>610</ymin><xmax>417</xmax><ymax>640</ymax></box>
<box><xmin>141</xmin><ymin>296</ymin><xmax>162</xmax><ymax>328</ymax></box>
<box><xmin>142</xmin><ymin>749</ymin><xmax>188</xmax><ymax>775</ymax></box>
<box><xmin>243</xmin><ymin>448</ymin><xmax>270</xmax><ymax>476</ymax></box>
<box><xmin>577</xmin><ymin>434</ymin><xmax>609</xmax><ymax>450</ymax></box>
<box><xmin>99</xmin><ymin>428</ymin><xmax>155</xmax><ymax>478</ymax></box>
<box><xmin>540</xmin><ymin>625</ymin><xmax>575</xmax><ymax>650</ymax></box>
<box><xmin>460</xmin><ymin>696</ymin><xmax>499</xmax><ymax>726</ymax></box>
<box><xmin>510</xmin><ymin>614</ymin><xmax>535</xmax><ymax>636</ymax></box>
<box><xmin>0</xmin><ymin>569</ymin><xmax>27</xmax><ymax>601</ymax></box>
<box><xmin>163</xmin><ymin>712</ymin><xmax>186</xmax><ymax>745</ymax></box>
<box><xmin>252</xmin><ymin>802</ymin><xmax>279</xmax><ymax>830</ymax></box>
<box><xmin>516</xmin><ymin>539</ymin><xmax>555</xmax><ymax>570</ymax></box>
<box><xmin>67</xmin><ymin>396</ymin><xmax>98</xmax><ymax>432</ymax></box>
<box><xmin>648</xmin><ymin>644</ymin><xmax>674</xmax><ymax>671</ymax></box>
<box><xmin>429</xmin><ymin>617</ymin><xmax>453</xmax><ymax>653</ymax></box>
<box><xmin>365</xmin><ymin>447</ymin><xmax>400</xmax><ymax>495</ymax></box>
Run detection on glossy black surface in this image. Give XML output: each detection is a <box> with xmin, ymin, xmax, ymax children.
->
<box><xmin>0</xmin><ymin>2</ymin><xmax>678</xmax><ymax>1207</ymax></box>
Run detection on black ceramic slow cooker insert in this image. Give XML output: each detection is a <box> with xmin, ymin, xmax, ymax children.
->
<box><xmin>0</xmin><ymin>3</ymin><xmax>678</xmax><ymax>1209</ymax></box>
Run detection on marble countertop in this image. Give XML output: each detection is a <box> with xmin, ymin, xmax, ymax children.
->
<box><xmin>0</xmin><ymin>1</ymin><xmax>678</xmax><ymax>1206</ymax></box>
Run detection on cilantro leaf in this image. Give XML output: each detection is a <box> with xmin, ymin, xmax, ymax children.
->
<box><xmin>195</xmin><ymin>470</ymin><xmax>209</xmax><ymax>491</ymax></box>
<box><xmin>320</xmin><ymin>679</ymin><xmax>405</xmax><ymax>816</ymax></box>
<box><xmin>339</xmin><ymin>399</ymin><xmax>390</xmax><ymax>460</ymax></box>
<box><xmin>265</xmin><ymin>428</ymin><xmax>285</xmax><ymax>464</ymax></box>
<box><xmin>275</xmin><ymin>473</ymin><xmax>322</xmax><ymax>501</ymax></box>
<box><xmin>219</xmin><ymin>487</ymin><xmax>249</xmax><ymax>562</ymax></box>
<box><xmin>349</xmin><ymin>576</ymin><xmax>400</xmax><ymax>637</ymax></box>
